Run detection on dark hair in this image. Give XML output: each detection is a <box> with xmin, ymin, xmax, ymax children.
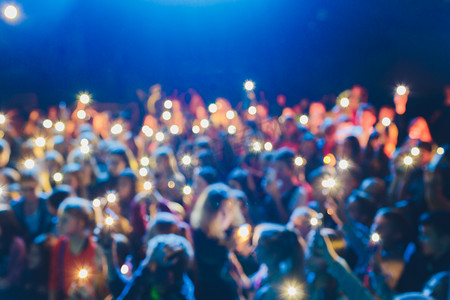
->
<box><xmin>58</xmin><ymin>197</ymin><xmax>96</xmax><ymax>230</ymax></box>
<box><xmin>274</xmin><ymin>147</ymin><xmax>295</xmax><ymax>170</ymax></box>
<box><xmin>47</xmin><ymin>185</ymin><xmax>72</xmax><ymax>211</ymax></box>
<box><xmin>347</xmin><ymin>190</ymin><xmax>377</xmax><ymax>223</ymax></box>
<box><xmin>197</xmin><ymin>166</ymin><xmax>218</xmax><ymax>185</ymax></box>
<box><xmin>0</xmin><ymin>206</ymin><xmax>22</xmax><ymax>255</ymax></box>
<box><xmin>376</xmin><ymin>208</ymin><xmax>411</xmax><ymax>244</ymax></box>
<box><xmin>344</xmin><ymin>136</ymin><xmax>361</xmax><ymax>162</ymax></box>
<box><xmin>420</xmin><ymin>211</ymin><xmax>450</xmax><ymax>236</ymax></box>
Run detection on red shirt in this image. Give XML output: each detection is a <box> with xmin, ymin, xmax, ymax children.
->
<box><xmin>49</xmin><ymin>235</ymin><xmax>98</xmax><ymax>297</ymax></box>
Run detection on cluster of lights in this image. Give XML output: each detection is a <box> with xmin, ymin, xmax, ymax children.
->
<box><xmin>142</xmin><ymin>125</ymin><xmax>154</xmax><ymax>137</ymax></box>
<box><xmin>321</xmin><ymin>178</ymin><xmax>336</xmax><ymax>188</ymax></box>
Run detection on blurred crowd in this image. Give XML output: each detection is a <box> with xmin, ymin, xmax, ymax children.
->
<box><xmin>0</xmin><ymin>83</ymin><xmax>449</xmax><ymax>300</ymax></box>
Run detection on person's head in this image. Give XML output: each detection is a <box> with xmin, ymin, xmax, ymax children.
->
<box><xmin>47</xmin><ymin>185</ymin><xmax>72</xmax><ymax>216</ymax></box>
<box><xmin>118</xmin><ymin>168</ymin><xmax>137</xmax><ymax>201</ymax></box>
<box><xmin>423</xmin><ymin>271</ymin><xmax>449</xmax><ymax>300</ymax></box>
<box><xmin>408</xmin><ymin>117</ymin><xmax>432</xmax><ymax>143</ymax></box>
<box><xmin>228</xmin><ymin>167</ymin><xmax>255</xmax><ymax>199</ymax></box>
<box><xmin>301</xmin><ymin>132</ymin><xmax>317</xmax><ymax>159</ymax></box>
<box><xmin>419</xmin><ymin>211</ymin><xmax>450</xmax><ymax>258</ymax></box>
<box><xmin>254</xmin><ymin>223</ymin><xmax>305</xmax><ymax>279</ymax></box>
<box><xmin>371</xmin><ymin>208</ymin><xmax>410</xmax><ymax>250</ymax></box>
<box><xmin>153</xmin><ymin>146</ymin><xmax>180</xmax><ymax>176</ymax></box>
<box><xmin>273</xmin><ymin>148</ymin><xmax>295</xmax><ymax>183</ymax></box>
<box><xmin>190</xmin><ymin>183</ymin><xmax>244</xmax><ymax>239</ymax></box>
<box><xmin>357</xmin><ymin>104</ymin><xmax>377</xmax><ymax>131</ymax></box>
<box><xmin>0</xmin><ymin>204</ymin><xmax>21</xmax><ymax>250</ymax></box>
<box><xmin>192</xmin><ymin>166</ymin><xmax>218</xmax><ymax>196</ymax></box>
<box><xmin>57</xmin><ymin>197</ymin><xmax>95</xmax><ymax>237</ymax></box>
<box><xmin>19</xmin><ymin>170</ymin><xmax>40</xmax><ymax>203</ymax></box>
<box><xmin>28</xmin><ymin>234</ymin><xmax>53</xmax><ymax>271</ymax></box>
<box><xmin>287</xmin><ymin>207</ymin><xmax>318</xmax><ymax>239</ymax></box>
<box><xmin>62</xmin><ymin>163</ymin><xmax>83</xmax><ymax>192</ymax></box>
<box><xmin>342</xmin><ymin>136</ymin><xmax>361</xmax><ymax>161</ymax></box>
<box><xmin>145</xmin><ymin>212</ymin><xmax>181</xmax><ymax>244</ymax></box>
<box><xmin>107</xmin><ymin>146</ymin><xmax>129</xmax><ymax>177</ymax></box>
<box><xmin>306</xmin><ymin>228</ymin><xmax>346</xmax><ymax>273</ymax></box>
<box><xmin>346</xmin><ymin>190</ymin><xmax>377</xmax><ymax>228</ymax></box>
<box><xmin>359</xmin><ymin>177</ymin><xmax>386</xmax><ymax>208</ymax></box>
<box><xmin>145</xmin><ymin>234</ymin><xmax>193</xmax><ymax>294</ymax></box>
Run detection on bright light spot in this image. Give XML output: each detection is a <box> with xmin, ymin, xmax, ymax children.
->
<box><xmin>111</xmin><ymin>124</ymin><xmax>123</xmax><ymax>135</ymax></box>
<box><xmin>139</xmin><ymin>167</ymin><xmax>148</xmax><ymax>177</ymax></box>
<box><xmin>170</xmin><ymin>125</ymin><xmax>180</xmax><ymax>135</ymax></box>
<box><xmin>80</xmin><ymin>145</ymin><xmax>90</xmax><ymax>154</ymax></box>
<box><xmin>340</xmin><ymin>97</ymin><xmax>349</xmax><ymax>108</ymax></box>
<box><xmin>77</xmin><ymin>110</ymin><xmax>86</xmax><ymax>120</ymax></box>
<box><xmin>168</xmin><ymin>181</ymin><xmax>175</xmax><ymax>189</ymax></box>
<box><xmin>396</xmin><ymin>85</ymin><xmax>407</xmax><ymax>96</ymax></box>
<box><xmin>437</xmin><ymin>147</ymin><xmax>445</xmax><ymax>155</ymax></box>
<box><xmin>323</xmin><ymin>155</ymin><xmax>331</xmax><ymax>165</ymax></box>
<box><xmin>244</xmin><ymin>80</ymin><xmax>255</xmax><ymax>92</ymax></box>
<box><xmin>294</xmin><ymin>156</ymin><xmax>304</xmax><ymax>166</ymax></box>
<box><xmin>120</xmin><ymin>264</ymin><xmax>129</xmax><ymax>275</ymax></box>
<box><xmin>310</xmin><ymin>217</ymin><xmax>318</xmax><ymax>226</ymax></box>
<box><xmin>192</xmin><ymin>125</ymin><xmax>200</xmax><ymax>134</ymax></box>
<box><xmin>287</xmin><ymin>286</ymin><xmax>297</xmax><ymax>296</ymax></box>
<box><xmin>0</xmin><ymin>114</ymin><xmax>5</xmax><ymax>125</ymax></box>
<box><xmin>264</xmin><ymin>142</ymin><xmax>273</xmax><ymax>151</ymax></box>
<box><xmin>411</xmin><ymin>147</ymin><xmax>420</xmax><ymax>156</ymax></box>
<box><xmin>200</xmin><ymin>119</ymin><xmax>209</xmax><ymax>129</ymax></box>
<box><xmin>248</xmin><ymin>106</ymin><xmax>257</xmax><ymax>115</ymax></box>
<box><xmin>140</xmin><ymin>157</ymin><xmax>150</xmax><ymax>166</ymax></box>
<box><xmin>252</xmin><ymin>141</ymin><xmax>262</xmax><ymax>152</ymax></box>
<box><xmin>371</xmin><ymin>232</ymin><xmax>380</xmax><ymax>243</ymax></box>
<box><xmin>155</xmin><ymin>132</ymin><xmax>165</xmax><ymax>142</ymax></box>
<box><xmin>3</xmin><ymin>5</ymin><xmax>18</xmax><ymax>20</ymax></box>
<box><xmin>299</xmin><ymin>115</ymin><xmax>309</xmax><ymax>125</ymax></box>
<box><xmin>381</xmin><ymin>117</ymin><xmax>391</xmax><ymax>127</ymax></box>
<box><xmin>321</xmin><ymin>178</ymin><xmax>336</xmax><ymax>188</ymax></box>
<box><xmin>79</xmin><ymin>93</ymin><xmax>90</xmax><ymax>104</ymax></box>
<box><xmin>226</xmin><ymin>110</ymin><xmax>235</xmax><ymax>120</ymax></box>
<box><xmin>105</xmin><ymin>216</ymin><xmax>114</xmax><ymax>226</ymax></box>
<box><xmin>338</xmin><ymin>159</ymin><xmax>349</xmax><ymax>170</ymax></box>
<box><xmin>162</xmin><ymin>111</ymin><xmax>172</xmax><ymax>121</ymax></box>
<box><xmin>80</xmin><ymin>138</ymin><xmax>89</xmax><ymax>146</ymax></box>
<box><xmin>53</xmin><ymin>172</ymin><xmax>63</xmax><ymax>183</ymax></box>
<box><xmin>227</xmin><ymin>125</ymin><xmax>237</xmax><ymax>135</ymax></box>
<box><xmin>181</xmin><ymin>155</ymin><xmax>192</xmax><ymax>166</ymax></box>
<box><xmin>43</xmin><ymin>119</ymin><xmax>52</xmax><ymax>128</ymax></box>
<box><xmin>164</xmin><ymin>99</ymin><xmax>173</xmax><ymax>109</ymax></box>
<box><xmin>106</xmin><ymin>192</ymin><xmax>117</xmax><ymax>203</ymax></box>
<box><xmin>208</xmin><ymin>103</ymin><xmax>217</xmax><ymax>113</ymax></box>
<box><xmin>55</xmin><ymin>122</ymin><xmax>65</xmax><ymax>132</ymax></box>
<box><xmin>24</xmin><ymin>159</ymin><xmax>35</xmax><ymax>170</ymax></box>
<box><xmin>35</xmin><ymin>137</ymin><xmax>46</xmax><ymax>148</ymax></box>
<box><xmin>183</xmin><ymin>185</ymin><xmax>192</xmax><ymax>195</ymax></box>
<box><xmin>403</xmin><ymin>155</ymin><xmax>413</xmax><ymax>166</ymax></box>
<box><xmin>237</xmin><ymin>224</ymin><xmax>251</xmax><ymax>239</ymax></box>
<box><xmin>142</xmin><ymin>125</ymin><xmax>153</xmax><ymax>137</ymax></box>
<box><xmin>78</xmin><ymin>269</ymin><xmax>88</xmax><ymax>279</ymax></box>
<box><xmin>92</xmin><ymin>198</ymin><xmax>101</xmax><ymax>208</ymax></box>
<box><xmin>143</xmin><ymin>181</ymin><xmax>153</xmax><ymax>191</ymax></box>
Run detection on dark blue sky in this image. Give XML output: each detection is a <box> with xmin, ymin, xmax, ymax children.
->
<box><xmin>1</xmin><ymin>0</ymin><xmax>449</xmax><ymax>116</ymax></box>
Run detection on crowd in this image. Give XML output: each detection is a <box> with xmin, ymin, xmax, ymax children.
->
<box><xmin>0</xmin><ymin>83</ymin><xmax>449</xmax><ymax>300</ymax></box>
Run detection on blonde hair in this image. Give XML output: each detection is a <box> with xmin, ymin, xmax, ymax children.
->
<box><xmin>190</xmin><ymin>183</ymin><xmax>244</xmax><ymax>239</ymax></box>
